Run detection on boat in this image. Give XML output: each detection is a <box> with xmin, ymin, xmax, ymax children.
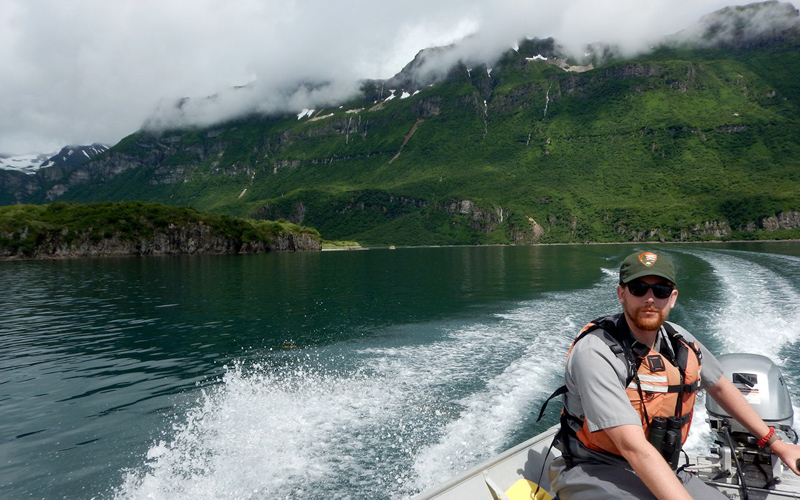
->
<box><xmin>413</xmin><ymin>353</ymin><xmax>800</xmax><ymax>500</ymax></box>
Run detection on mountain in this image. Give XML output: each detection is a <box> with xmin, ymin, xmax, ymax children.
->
<box><xmin>668</xmin><ymin>0</ymin><xmax>800</xmax><ymax>48</ymax></box>
<box><xmin>0</xmin><ymin>144</ymin><xmax>109</xmax><ymax>175</ymax></box>
<box><xmin>0</xmin><ymin>151</ymin><xmax>56</xmax><ymax>175</ymax></box>
<box><xmin>3</xmin><ymin>1</ymin><xmax>800</xmax><ymax>245</ymax></box>
<box><xmin>0</xmin><ymin>144</ymin><xmax>110</xmax><ymax>205</ymax></box>
<box><xmin>42</xmin><ymin>144</ymin><xmax>111</xmax><ymax>169</ymax></box>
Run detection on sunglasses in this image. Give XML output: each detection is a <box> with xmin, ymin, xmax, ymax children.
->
<box><xmin>626</xmin><ymin>280</ymin><xmax>675</xmax><ymax>299</ymax></box>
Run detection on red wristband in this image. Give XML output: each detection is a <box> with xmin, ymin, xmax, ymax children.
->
<box><xmin>757</xmin><ymin>427</ymin><xmax>775</xmax><ymax>448</ymax></box>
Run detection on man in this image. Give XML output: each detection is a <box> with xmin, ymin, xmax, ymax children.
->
<box><xmin>548</xmin><ymin>251</ymin><xmax>800</xmax><ymax>500</ymax></box>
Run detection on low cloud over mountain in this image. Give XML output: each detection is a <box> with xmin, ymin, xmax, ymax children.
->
<box><xmin>1</xmin><ymin>0</ymin><xmax>797</xmax><ymax>154</ymax></box>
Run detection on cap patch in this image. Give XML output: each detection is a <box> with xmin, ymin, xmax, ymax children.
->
<box><xmin>620</xmin><ymin>251</ymin><xmax>676</xmax><ymax>285</ymax></box>
<box><xmin>638</xmin><ymin>252</ymin><xmax>658</xmax><ymax>267</ymax></box>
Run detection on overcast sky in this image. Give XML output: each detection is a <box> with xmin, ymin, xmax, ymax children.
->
<box><xmin>1</xmin><ymin>0</ymin><xmax>795</xmax><ymax>155</ymax></box>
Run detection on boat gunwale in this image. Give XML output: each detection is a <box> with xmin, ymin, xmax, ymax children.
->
<box><xmin>412</xmin><ymin>425</ymin><xmax>560</xmax><ymax>499</ymax></box>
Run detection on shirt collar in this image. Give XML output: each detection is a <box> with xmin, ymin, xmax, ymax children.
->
<box><xmin>616</xmin><ymin>314</ymin><xmax>674</xmax><ymax>359</ymax></box>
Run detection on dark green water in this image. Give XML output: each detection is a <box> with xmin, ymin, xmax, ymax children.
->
<box><xmin>2</xmin><ymin>243</ymin><xmax>800</xmax><ymax>499</ymax></box>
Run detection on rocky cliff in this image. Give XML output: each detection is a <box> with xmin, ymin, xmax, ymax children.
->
<box><xmin>0</xmin><ymin>202</ymin><xmax>322</xmax><ymax>260</ymax></box>
<box><xmin>0</xmin><ymin>223</ymin><xmax>321</xmax><ymax>260</ymax></box>
<box><xmin>0</xmin><ymin>223</ymin><xmax>321</xmax><ymax>259</ymax></box>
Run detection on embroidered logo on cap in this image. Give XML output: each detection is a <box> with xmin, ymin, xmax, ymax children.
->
<box><xmin>638</xmin><ymin>252</ymin><xmax>658</xmax><ymax>267</ymax></box>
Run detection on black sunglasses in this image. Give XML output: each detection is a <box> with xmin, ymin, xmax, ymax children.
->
<box><xmin>626</xmin><ymin>280</ymin><xmax>675</xmax><ymax>299</ymax></box>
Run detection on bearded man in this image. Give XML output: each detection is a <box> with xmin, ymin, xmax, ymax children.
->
<box><xmin>548</xmin><ymin>251</ymin><xmax>800</xmax><ymax>500</ymax></box>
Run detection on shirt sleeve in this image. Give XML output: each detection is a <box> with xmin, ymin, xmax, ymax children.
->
<box><xmin>565</xmin><ymin>333</ymin><xmax>643</xmax><ymax>432</ymax></box>
<box><xmin>668</xmin><ymin>323</ymin><xmax>724</xmax><ymax>389</ymax></box>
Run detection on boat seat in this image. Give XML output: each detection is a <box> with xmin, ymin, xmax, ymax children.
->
<box><xmin>484</xmin><ymin>472</ymin><xmax>555</xmax><ymax>500</ymax></box>
<box><xmin>505</xmin><ymin>478</ymin><xmax>554</xmax><ymax>500</ymax></box>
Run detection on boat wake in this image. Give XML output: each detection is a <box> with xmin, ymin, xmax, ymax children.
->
<box><xmin>672</xmin><ymin>248</ymin><xmax>800</xmax><ymax>455</ymax></box>
<box><xmin>114</xmin><ymin>248</ymin><xmax>800</xmax><ymax>499</ymax></box>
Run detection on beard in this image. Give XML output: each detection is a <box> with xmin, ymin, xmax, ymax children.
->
<box><xmin>630</xmin><ymin>305</ymin><xmax>668</xmax><ymax>332</ymax></box>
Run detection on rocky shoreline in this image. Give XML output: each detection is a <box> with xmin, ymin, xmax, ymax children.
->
<box><xmin>0</xmin><ymin>226</ymin><xmax>321</xmax><ymax>260</ymax></box>
<box><xmin>0</xmin><ymin>202</ymin><xmax>324</xmax><ymax>260</ymax></box>
<box><xmin>0</xmin><ymin>214</ymin><xmax>322</xmax><ymax>260</ymax></box>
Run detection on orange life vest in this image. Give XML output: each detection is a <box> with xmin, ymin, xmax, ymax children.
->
<box><xmin>566</xmin><ymin>316</ymin><xmax>702</xmax><ymax>457</ymax></box>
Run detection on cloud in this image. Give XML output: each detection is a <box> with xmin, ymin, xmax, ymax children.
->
<box><xmin>0</xmin><ymin>0</ymin><xmax>797</xmax><ymax>154</ymax></box>
<box><xmin>670</xmin><ymin>0</ymin><xmax>800</xmax><ymax>46</ymax></box>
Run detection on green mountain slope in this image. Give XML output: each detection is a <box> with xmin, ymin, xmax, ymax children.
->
<box><xmin>6</xmin><ymin>5</ymin><xmax>800</xmax><ymax>245</ymax></box>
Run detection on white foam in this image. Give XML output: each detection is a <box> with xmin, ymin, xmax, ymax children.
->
<box><xmin>675</xmin><ymin>248</ymin><xmax>800</xmax><ymax>449</ymax></box>
<box><xmin>409</xmin><ymin>275</ymin><xmax>620</xmax><ymax>494</ymax></box>
<box><xmin>116</xmin><ymin>360</ymin><xmax>402</xmax><ymax>499</ymax></box>
<box><xmin>113</xmin><ymin>250</ymin><xmax>800</xmax><ymax>498</ymax></box>
<box><xmin>115</xmin><ymin>270</ymin><xmax>621</xmax><ymax>499</ymax></box>
<box><xmin>688</xmin><ymin>249</ymin><xmax>800</xmax><ymax>358</ymax></box>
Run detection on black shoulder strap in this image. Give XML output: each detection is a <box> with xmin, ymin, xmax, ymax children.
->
<box><xmin>536</xmin><ymin>315</ymin><xmax>637</xmax><ymax>422</ymax></box>
<box><xmin>662</xmin><ymin>322</ymin><xmax>702</xmax><ymax>372</ymax></box>
<box><xmin>663</xmin><ymin>323</ymin><xmax>704</xmax><ymax>418</ymax></box>
<box><xmin>536</xmin><ymin>384</ymin><xmax>567</xmax><ymax>422</ymax></box>
<box><xmin>585</xmin><ymin>315</ymin><xmax>640</xmax><ymax>386</ymax></box>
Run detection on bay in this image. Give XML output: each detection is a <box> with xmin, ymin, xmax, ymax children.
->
<box><xmin>2</xmin><ymin>243</ymin><xmax>800</xmax><ymax>499</ymax></box>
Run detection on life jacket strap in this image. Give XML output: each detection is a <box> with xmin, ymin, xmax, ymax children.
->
<box><xmin>626</xmin><ymin>380</ymin><xmax>701</xmax><ymax>394</ymax></box>
<box><xmin>672</xmin><ymin>412</ymin><xmax>692</xmax><ymax>426</ymax></box>
<box><xmin>537</xmin><ymin>384</ymin><xmax>568</xmax><ymax>422</ymax></box>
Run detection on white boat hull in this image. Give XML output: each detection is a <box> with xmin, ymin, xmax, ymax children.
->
<box><xmin>413</xmin><ymin>425</ymin><xmax>800</xmax><ymax>500</ymax></box>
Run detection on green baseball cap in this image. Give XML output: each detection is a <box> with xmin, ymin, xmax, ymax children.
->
<box><xmin>619</xmin><ymin>251</ymin><xmax>677</xmax><ymax>285</ymax></box>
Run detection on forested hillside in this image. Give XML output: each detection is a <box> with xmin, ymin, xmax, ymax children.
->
<box><xmin>3</xmin><ymin>2</ymin><xmax>800</xmax><ymax>245</ymax></box>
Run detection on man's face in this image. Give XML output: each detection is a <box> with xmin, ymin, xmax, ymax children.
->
<box><xmin>617</xmin><ymin>275</ymin><xmax>678</xmax><ymax>333</ymax></box>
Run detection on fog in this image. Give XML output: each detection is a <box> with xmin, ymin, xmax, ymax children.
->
<box><xmin>1</xmin><ymin>0</ymin><xmax>796</xmax><ymax>154</ymax></box>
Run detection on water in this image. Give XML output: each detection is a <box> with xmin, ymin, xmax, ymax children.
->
<box><xmin>2</xmin><ymin>243</ymin><xmax>800</xmax><ymax>499</ymax></box>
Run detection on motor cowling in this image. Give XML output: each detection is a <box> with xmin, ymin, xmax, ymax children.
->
<box><xmin>706</xmin><ymin>353</ymin><xmax>795</xmax><ymax>439</ymax></box>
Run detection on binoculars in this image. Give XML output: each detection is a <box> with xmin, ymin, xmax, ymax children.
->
<box><xmin>648</xmin><ymin>416</ymin><xmax>683</xmax><ymax>469</ymax></box>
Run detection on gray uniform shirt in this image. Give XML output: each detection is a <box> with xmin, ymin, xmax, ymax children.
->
<box><xmin>564</xmin><ymin>315</ymin><xmax>724</xmax><ymax>433</ymax></box>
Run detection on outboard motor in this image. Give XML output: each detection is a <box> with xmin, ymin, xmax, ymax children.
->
<box><xmin>706</xmin><ymin>353</ymin><xmax>798</xmax><ymax>489</ymax></box>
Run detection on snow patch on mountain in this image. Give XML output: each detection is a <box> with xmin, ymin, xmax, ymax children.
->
<box><xmin>0</xmin><ymin>144</ymin><xmax>109</xmax><ymax>175</ymax></box>
<box><xmin>0</xmin><ymin>152</ymin><xmax>56</xmax><ymax>175</ymax></box>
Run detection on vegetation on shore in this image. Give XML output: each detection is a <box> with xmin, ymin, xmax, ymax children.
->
<box><xmin>0</xmin><ymin>202</ymin><xmax>321</xmax><ymax>258</ymax></box>
<box><xmin>322</xmin><ymin>240</ymin><xmax>363</xmax><ymax>249</ymax></box>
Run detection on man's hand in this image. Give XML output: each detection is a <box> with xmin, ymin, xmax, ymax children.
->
<box><xmin>707</xmin><ymin>376</ymin><xmax>800</xmax><ymax>476</ymax></box>
<box><xmin>769</xmin><ymin>439</ymin><xmax>800</xmax><ymax>475</ymax></box>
